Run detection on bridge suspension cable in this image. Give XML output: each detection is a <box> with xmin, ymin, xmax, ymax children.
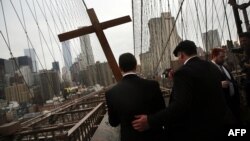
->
<box><xmin>153</xmin><ymin>0</ymin><xmax>185</xmax><ymax>74</ymax></box>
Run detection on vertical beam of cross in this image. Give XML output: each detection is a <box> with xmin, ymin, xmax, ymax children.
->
<box><xmin>86</xmin><ymin>9</ymin><xmax>122</xmax><ymax>81</ymax></box>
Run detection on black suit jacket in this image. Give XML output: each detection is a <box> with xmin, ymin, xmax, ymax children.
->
<box><xmin>105</xmin><ymin>74</ymin><xmax>166</xmax><ymax>141</ymax></box>
<box><xmin>215</xmin><ymin>64</ymin><xmax>241</xmax><ymax>122</ymax></box>
<box><xmin>148</xmin><ymin>57</ymin><xmax>233</xmax><ymax>140</ymax></box>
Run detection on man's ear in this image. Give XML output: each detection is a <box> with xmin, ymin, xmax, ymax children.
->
<box><xmin>180</xmin><ymin>52</ymin><xmax>185</xmax><ymax>59</ymax></box>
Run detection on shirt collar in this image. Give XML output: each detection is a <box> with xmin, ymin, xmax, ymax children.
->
<box><xmin>184</xmin><ymin>56</ymin><xmax>197</xmax><ymax>65</ymax></box>
<box><xmin>211</xmin><ymin>60</ymin><xmax>221</xmax><ymax>68</ymax></box>
<box><xmin>211</xmin><ymin>60</ymin><xmax>232</xmax><ymax>80</ymax></box>
<box><xmin>122</xmin><ymin>71</ymin><xmax>137</xmax><ymax>77</ymax></box>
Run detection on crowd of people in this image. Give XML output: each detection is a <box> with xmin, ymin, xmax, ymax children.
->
<box><xmin>105</xmin><ymin>37</ymin><xmax>250</xmax><ymax>140</ymax></box>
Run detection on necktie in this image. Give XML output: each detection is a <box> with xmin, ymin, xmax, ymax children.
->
<box><xmin>219</xmin><ymin>66</ymin><xmax>234</xmax><ymax>96</ymax></box>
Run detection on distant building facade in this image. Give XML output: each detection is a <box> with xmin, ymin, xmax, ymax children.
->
<box><xmin>140</xmin><ymin>51</ymin><xmax>153</xmax><ymax>78</ymax></box>
<box><xmin>17</xmin><ymin>56</ymin><xmax>32</xmax><ymax>70</ymax></box>
<box><xmin>82</xmin><ymin>62</ymin><xmax>114</xmax><ymax>87</ymax></box>
<box><xmin>18</xmin><ymin>66</ymin><xmax>34</xmax><ymax>87</ymax></box>
<box><xmin>24</xmin><ymin>49</ymin><xmax>37</xmax><ymax>72</ymax></box>
<box><xmin>39</xmin><ymin>70</ymin><xmax>60</xmax><ymax>102</ymax></box>
<box><xmin>62</xmin><ymin>66</ymin><xmax>72</xmax><ymax>84</ymax></box>
<box><xmin>4</xmin><ymin>58</ymin><xmax>18</xmax><ymax>74</ymax></box>
<box><xmin>4</xmin><ymin>56</ymin><xmax>34</xmax><ymax>88</ymax></box>
<box><xmin>5</xmin><ymin>84</ymin><xmax>32</xmax><ymax>103</ymax></box>
<box><xmin>62</xmin><ymin>41</ymin><xmax>72</xmax><ymax>70</ymax></box>
<box><xmin>70</xmin><ymin>62</ymin><xmax>80</xmax><ymax>85</ymax></box>
<box><xmin>52</xmin><ymin>61</ymin><xmax>60</xmax><ymax>72</ymax></box>
<box><xmin>0</xmin><ymin>59</ymin><xmax>5</xmax><ymax>99</ymax></box>
<box><xmin>202</xmin><ymin>29</ymin><xmax>221</xmax><ymax>52</ymax></box>
<box><xmin>79</xmin><ymin>34</ymin><xmax>95</xmax><ymax>70</ymax></box>
<box><xmin>140</xmin><ymin>12</ymin><xmax>182</xmax><ymax>77</ymax></box>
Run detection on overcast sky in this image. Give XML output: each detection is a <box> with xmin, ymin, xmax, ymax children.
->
<box><xmin>84</xmin><ymin>0</ymin><xmax>134</xmax><ymax>63</ymax></box>
<box><xmin>0</xmin><ymin>0</ymin><xmax>133</xmax><ymax>71</ymax></box>
<box><xmin>1</xmin><ymin>0</ymin><xmax>250</xmax><ymax>71</ymax></box>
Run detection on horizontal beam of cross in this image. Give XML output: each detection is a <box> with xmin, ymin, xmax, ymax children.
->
<box><xmin>58</xmin><ymin>16</ymin><xmax>131</xmax><ymax>42</ymax></box>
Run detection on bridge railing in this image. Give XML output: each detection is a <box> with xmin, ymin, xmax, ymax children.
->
<box><xmin>61</xmin><ymin>102</ymin><xmax>106</xmax><ymax>141</ymax></box>
<box><xmin>15</xmin><ymin>102</ymin><xmax>106</xmax><ymax>141</ymax></box>
<box><xmin>21</xmin><ymin>91</ymin><xmax>104</xmax><ymax>128</ymax></box>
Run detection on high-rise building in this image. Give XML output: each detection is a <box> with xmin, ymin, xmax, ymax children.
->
<box><xmin>31</xmin><ymin>85</ymin><xmax>42</xmax><ymax>105</ymax></box>
<box><xmin>143</xmin><ymin>12</ymin><xmax>182</xmax><ymax>76</ymax></box>
<box><xmin>52</xmin><ymin>61</ymin><xmax>60</xmax><ymax>72</ymax></box>
<box><xmin>82</xmin><ymin>62</ymin><xmax>114</xmax><ymax>87</ymax></box>
<box><xmin>18</xmin><ymin>66</ymin><xmax>34</xmax><ymax>87</ymax></box>
<box><xmin>95</xmin><ymin>62</ymin><xmax>114</xmax><ymax>86</ymax></box>
<box><xmin>79</xmin><ymin>34</ymin><xmax>95</xmax><ymax>70</ymax></box>
<box><xmin>5</xmin><ymin>84</ymin><xmax>32</xmax><ymax>103</ymax></box>
<box><xmin>4</xmin><ymin>57</ymin><xmax>34</xmax><ymax>87</ymax></box>
<box><xmin>4</xmin><ymin>58</ymin><xmax>18</xmax><ymax>74</ymax></box>
<box><xmin>62</xmin><ymin>41</ymin><xmax>72</xmax><ymax>69</ymax></box>
<box><xmin>24</xmin><ymin>49</ymin><xmax>37</xmax><ymax>72</ymax></box>
<box><xmin>62</xmin><ymin>66</ymin><xmax>72</xmax><ymax>85</ymax></box>
<box><xmin>139</xmin><ymin>51</ymin><xmax>153</xmax><ymax>78</ymax></box>
<box><xmin>39</xmin><ymin>70</ymin><xmax>60</xmax><ymax>102</ymax></box>
<box><xmin>70</xmin><ymin>62</ymin><xmax>80</xmax><ymax>84</ymax></box>
<box><xmin>202</xmin><ymin>29</ymin><xmax>221</xmax><ymax>52</ymax></box>
<box><xmin>18</xmin><ymin>56</ymin><xmax>33</xmax><ymax>71</ymax></box>
<box><xmin>0</xmin><ymin>59</ymin><xmax>5</xmax><ymax>99</ymax></box>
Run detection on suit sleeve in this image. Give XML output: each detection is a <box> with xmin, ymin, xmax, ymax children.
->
<box><xmin>105</xmin><ymin>91</ymin><xmax>120</xmax><ymax>127</ymax></box>
<box><xmin>152</xmin><ymin>81</ymin><xmax>166</xmax><ymax>111</ymax></box>
<box><xmin>148</xmin><ymin>70</ymin><xmax>193</xmax><ymax>127</ymax></box>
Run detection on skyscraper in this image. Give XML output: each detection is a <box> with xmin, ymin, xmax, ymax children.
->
<box><xmin>24</xmin><ymin>49</ymin><xmax>37</xmax><ymax>72</ymax></box>
<box><xmin>82</xmin><ymin>62</ymin><xmax>113</xmax><ymax>87</ymax></box>
<box><xmin>39</xmin><ymin>70</ymin><xmax>60</xmax><ymax>102</ymax></box>
<box><xmin>4</xmin><ymin>58</ymin><xmax>18</xmax><ymax>74</ymax></box>
<box><xmin>79</xmin><ymin>34</ymin><xmax>95</xmax><ymax>70</ymax></box>
<box><xmin>143</xmin><ymin>12</ymin><xmax>182</xmax><ymax>76</ymax></box>
<box><xmin>18</xmin><ymin>56</ymin><xmax>33</xmax><ymax>71</ymax></box>
<box><xmin>52</xmin><ymin>61</ymin><xmax>60</xmax><ymax>72</ymax></box>
<box><xmin>202</xmin><ymin>29</ymin><xmax>221</xmax><ymax>52</ymax></box>
<box><xmin>62</xmin><ymin>41</ymin><xmax>72</xmax><ymax>70</ymax></box>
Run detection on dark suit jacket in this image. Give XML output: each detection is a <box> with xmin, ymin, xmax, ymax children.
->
<box><xmin>215</xmin><ymin>64</ymin><xmax>241</xmax><ymax>122</ymax></box>
<box><xmin>148</xmin><ymin>57</ymin><xmax>233</xmax><ymax>140</ymax></box>
<box><xmin>105</xmin><ymin>74</ymin><xmax>166</xmax><ymax>141</ymax></box>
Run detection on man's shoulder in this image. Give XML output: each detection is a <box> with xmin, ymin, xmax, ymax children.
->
<box><xmin>105</xmin><ymin>80</ymin><xmax>132</xmax><ymax>94</ymax></box>
<box><xmin>176</xmin><ymin>59</ymin><xmax>214</xmax><ymax>75</ymax></box>
<box><xmin>139</xmin><ymin>78</ymin><xmax>160</xmax><ymax>87</ymax></box>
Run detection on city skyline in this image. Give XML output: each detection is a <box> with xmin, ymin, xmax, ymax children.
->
<box><xmin>0</xmin><ymin>0</ymin><xmax>134</xmax><ymax>72</ymax></box>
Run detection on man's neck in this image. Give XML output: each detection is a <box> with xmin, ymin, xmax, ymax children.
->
<box><xmin>184</xmin><ymin>55</ymin><xmax>197</xmax><ymax>65</ymax></box>
<box><xmin>211</xmin><ymin>60</ymin><xmax>222</xmax><ymax>66</ymax></box>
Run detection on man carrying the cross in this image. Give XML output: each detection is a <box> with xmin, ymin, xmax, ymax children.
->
<box><xmin>105</xmin><ymin>53</ymin><xmax>167</xmax><ymax>141</ymax></box>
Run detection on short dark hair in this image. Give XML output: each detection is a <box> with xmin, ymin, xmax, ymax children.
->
<box><xmin>119</xmin><ymin>53</ymin><xmax>137</xmax><ymax>72</ymax></box>
<box><xmin>173</xmin><ymin>40</ymin><xmax>197</xmax><ymax>57</ymax></box>
<box><xmin>239</xmin><ymin>32</ymin><xmax>250</xmax><ymax>39</ymax></box>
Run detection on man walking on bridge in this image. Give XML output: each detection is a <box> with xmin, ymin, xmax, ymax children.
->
<box><xmin>132</xmin><ymin>40</ymin><xmax>234</xmax><ymax>140</ymax></box>
<box><xmin>105</xmin><ymin>53</ymin><xmax>167</xmax><ymax>141</ymax></box>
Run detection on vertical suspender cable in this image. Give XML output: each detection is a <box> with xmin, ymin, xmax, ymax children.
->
<box><xmin>132</xmin><ymin>0</ymin><xmax>136</xmax><ymax>55</ymax></box>
<box><xmin>223</xmin><ymin>0</ymin><xmax>232</xmax><ymax>41</ymax></box>
<box><xmin>205</xmin><ymin>0</ymin><xmax>208</xmax><ymax>60</ymax></box>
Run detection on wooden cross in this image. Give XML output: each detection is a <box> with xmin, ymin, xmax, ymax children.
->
<box><xmin>58</xmin><ymin>8</ymin><xmax>131</xmax><ymax>81</ymax></box>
